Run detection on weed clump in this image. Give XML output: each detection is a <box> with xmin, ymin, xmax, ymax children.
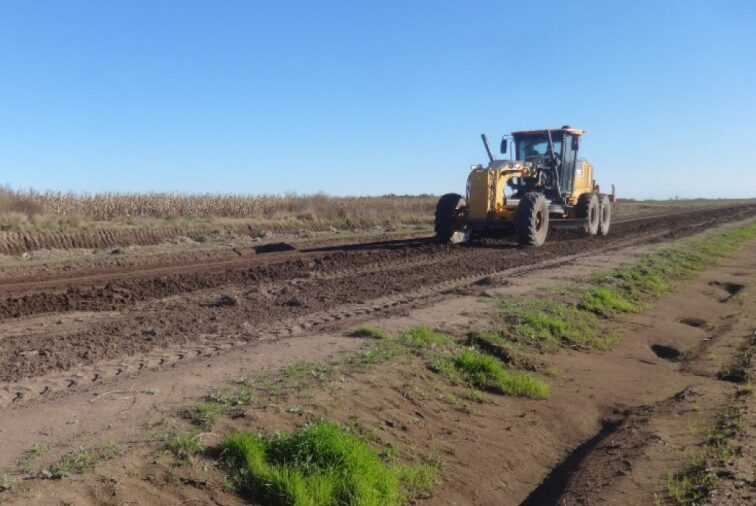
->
<box><xmin>0</xmin><ymin>473</ymin><xmax>13</xmax><ymax>491</ymax></box>
<box><xmin>666</xmin><ymin>393</ymin><xmax>747</xmax><ymax>505</ymax></box>
<box><xmin>350</xmin><ymin>326</ymin><xmax>452</xmax><ymax>365</ymax></box>
<box><xmin>181</xmin><ymin>402</ymin><xmax>226</xmax><ymax>430</ymax></box>
<box><xmin>398</xmin><ymin>327</ymin><xmax>451</xmax><ymax>352</ymax></box>
<box><xmin>162</xmin><ymin>430</ymin><xmax>203</xmax><ymax>460</ymax></box>
<box><xmin>432</xmin><ymin>349</ymin><xmax>550</xmax><ymax>399</ymax></box>
<box><xmin>468</xmin><ymin>331</ymin><xmax>544</xmax><ymax>371</ymax></box>
<box><xmin>499</xmin><ymin>297</ymin><xmax>613</xmax><ymax>350</ymax></box>
<box><xmin>580</xmin><ymin>287</ymin><xmax>638</xmax><ymax>316</ymax></box>
<box><xmin>218</xmin><ymin>421</ymin><xmax>435</xmax><ymax>506</ymax></box>
<box><xmin>41</xmin><ymin>449</ymin><xmax>101</xmax><ymax>479</ymax></box>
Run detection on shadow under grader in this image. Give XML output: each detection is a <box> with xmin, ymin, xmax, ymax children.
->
<box><xmin>301</xmin><ymin>236</ymin><xmax>436</xmax><ymax>253</ymax></box>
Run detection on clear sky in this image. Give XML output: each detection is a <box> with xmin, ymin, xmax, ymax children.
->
<box><xmin>1</xmin><ymin>1</ymin><xmax>754</xmax><ymax>199</ymax></box>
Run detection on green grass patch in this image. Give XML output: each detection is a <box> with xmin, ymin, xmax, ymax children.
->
<box><xmin>162</xmin><ymin>430</ymin><xmax>203</xmax><ymax>460</ymax></box>
<box><xmin>41</xmin><ymin>449</ymin><xmax>101</xmax><ymax>479</ymax></box>
<box><xmin>218</xmin><ymin>421</ymin><xmax>435</xmax><ymax>506</ymax></box>
<box><xmin>350</xmin><ymin>338</ymin><xmax>404</xmax><ymax>365</ymax></box>
<box><xmin>499</xmin><ymin>297</ymin><xmax>613</xmax><ymax>350</ymax></box>
<box><xmin>667</xmin><ymin>470</ymin><xmax>715</xmax><ymax>506</ymax></box>
<box><xmin>431</xmin><ymin>349</ymin><xmax>550</xmax><ymax>399</ymax></box>
<box><xmin>19</xmin><ymin>442</ymin><xmax>51</xmax><ymax>472</ymax></box>
<box><xmin>282</xmin><ymin>361</ymin><xmax>335</xmax><ymax>380</ymax></box>
<box><xmin>580</xmin><ymin>286</ymin><xmax>639</xmax><ymax>316</ymax></box>
<box><xmin>350</xmin><ymin>326</ymin><xmax>451</xmax><ymax>365</ymax></box>
<box><xmin>497</xmin><ymin>221</ymin><xmax>756</xmax><ymax>353</ymax></box>
<box><xmin>177</xmin><ymin>384</ymin><xmax>258</xmax><ymax>433</ymax></box>
<box><xmin>0</xmin><ymin>473</ymin><xmax>13</xmax><ymax>491</ymax></box>
<box><xmin>180</xmin><ymin>402</ymin><xmax>226</xmax><ymax>430</ymax></box>
<box><xmin>398</xmin><ymin>327</ymin><xmax>451</xmax><ymax>352</ymax></box>
<box><xmin>206</xmin><ymin>385</ymin><xmax>256</xmax><ymax>407</ymax></box>
<box><xmin>666</xmin><ymin>394</ymin><xmax>747</xmax><ymax>505</ymax></box>
<box><xmin>468</xmin><ymin>331</ymin><xmax>544</xmax><ymax>370</ymax></box>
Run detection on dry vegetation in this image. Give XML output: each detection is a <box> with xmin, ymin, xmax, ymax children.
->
<box><xmin>0</xmin><ymin>187</ymin><xmax>437</xmax><ymax>233</ymax></box>
<box><xmin>1</xmin><ymin>187</ymin><xmax>751</xmax><ymax>236</ymax></box>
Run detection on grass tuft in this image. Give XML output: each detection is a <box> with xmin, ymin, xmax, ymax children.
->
<box><xmin>580</xmin><ymin>287</ymin><xmax>639</xmax><ymax>316</ymax></box>
<box><xmin>499</xmin><ymin>298</ymin><xmax>613</xmax><ymax>350</ymax></box>
<box><xmin>206</xmin><ymin>385</ymin><xmax>256</xmax><ymax>407</ymax></box>
<box><xmin>19</xmin><ymin>442</ymin><xmax>51</xmax><ymax>472</ymax></box>
<box><xmin>468</xmin><ymin>331</ymin><xmax>544</xmax><ymax>371</ymax></box>
<box><xmin>162</xmin><ymin>430</ymin><xmax>203</xmax><ymax>460</ymax></box>
<box><xmin>41</xmin><ymin>450</ymin><xmax>100</xmax><ymax>479</ymax></box>
<box><xmin>180</xmin><ymin>402</ymin><xmax>226</xmax><ymax>430</ymax></box>
<box><xmin>431</xmin><ymin>349</ymin><xmax>550</xmax><ymax>399</ymax></box>
<box><xmin>0</xmin><ymin>473</ymin><xmax>13</xmax><ymax>491</ymax></box>
<box><xmin>219</xmin><ymin>421</ymin><xmax>434</xmax><ymax>506</ymax></box>
<box><xmin>398</xmin><ymin>327</ymin><xmax>451</xmax><ymax>352</ymax></box>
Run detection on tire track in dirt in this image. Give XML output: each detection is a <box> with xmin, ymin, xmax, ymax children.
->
<box><xmin>0</xmin><ymin>204</ymin><xmax>755</xmax><ymax>399</ymax></box>
<box><xmin>0</xmin><ymin>230</ymin><xmax>670</xmax><ymax>408</ymax></box>
<box><xmin>2</xmin><ymin>205</ymin><xmax>754</xmax><ymax>321</ymax></box>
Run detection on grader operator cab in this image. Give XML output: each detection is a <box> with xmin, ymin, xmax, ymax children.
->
<box><xmin>435</xmin><ymin>126</ymin><xmax>615</xmax><ymax>246</ymax></box>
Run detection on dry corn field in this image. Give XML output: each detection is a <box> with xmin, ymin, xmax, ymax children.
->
<box><xmin>0</xmin><ymin>187</ymin><xmax>437</xmax><ymax>231</ymax></box>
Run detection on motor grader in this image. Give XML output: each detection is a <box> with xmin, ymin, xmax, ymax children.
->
<box><xmin>435</xmin><ymin>126</ymin><xmax>614</xmax><ymax>246</ymax></box>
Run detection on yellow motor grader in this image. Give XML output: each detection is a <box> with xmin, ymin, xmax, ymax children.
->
<box><xmin>435</xmin><ymin>126</ymin><xmax>615</xmax><ymax>246</ymax></box>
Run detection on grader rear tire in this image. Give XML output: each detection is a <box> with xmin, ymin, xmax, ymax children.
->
<box><xmin>598</xmin><ymin>195</ymin><xmax>611</xmax><ymax>236</ymax></box>
<box><xmin>576</xmin><ymin>193</ymin><xmax>600</xmax><ymax>235</ymax></box>
<box><xmin>515</xmin><ymin>192</ymin><xmax>549</xmax><ymax>246</ymax></box>
<box><xmin>434</xmin><ymin>193</ymin><xmax>465</xmax><ymax>243</ymax></box>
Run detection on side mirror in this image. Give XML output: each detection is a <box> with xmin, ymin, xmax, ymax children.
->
<box><xmin>500</xmin><ymin>138</ymin><xmax>508</xmax><ymax>154</ymax></box>
<box><xmin>572</xmin><ymin>136</ymin><xmax>579</xmax><ymax>150</ymax></box>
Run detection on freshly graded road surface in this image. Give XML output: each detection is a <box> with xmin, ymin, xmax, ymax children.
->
<box><xmin>1</xmin><ymin>203</ymin><xmax>755</xmax><ymax>406</ymax></box>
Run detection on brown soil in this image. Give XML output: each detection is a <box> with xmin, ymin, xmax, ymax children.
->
<box><xmin>0</xmin><ymin>204</ymin><xmax>753</xmax><ymax>393</ymax></box>
<box><xmin>0</xmin><ymin>205</ymin><xmax>755</xmax><ymax>505</ymax></box>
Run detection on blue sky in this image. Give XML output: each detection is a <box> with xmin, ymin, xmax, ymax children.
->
<box><xmin>1</xmin><ymin>1</ymin><xmax>754</xmax><ymax>199</ymax></box>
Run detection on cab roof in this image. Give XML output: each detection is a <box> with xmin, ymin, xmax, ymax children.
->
<box><xmin>512</xmin><ymin>126</ymin><xmax>586</xmax><ymax>136</ymax></box>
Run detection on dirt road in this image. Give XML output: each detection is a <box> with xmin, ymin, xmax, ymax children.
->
<box><xmin>0</xmin><ymin>203</ymin><xmax>755</xmax><ymax>505</ymax></box>
<box><xmin>1</xmin><ymin>203</ymin><xmax>755</xmax><ymax>407</ymax></box>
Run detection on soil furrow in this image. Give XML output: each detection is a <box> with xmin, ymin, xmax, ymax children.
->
<box><xmin>0</xmin><ymin>204</ymin><xmax>755</xmax><ymax>389</ymax></box>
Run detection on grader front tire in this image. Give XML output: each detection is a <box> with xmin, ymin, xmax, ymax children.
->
<box><xmin>598</xmin><ymin>195</ymin><xmax>612</xmax><ymax>236</ymax></box>
<box><xmin>515</xmin><ymin>192</ymin><xmax>549</xmax><ymax>246</ymax></box>
<box><xmin>434</xmin><ymin>193</ymin><xmax>466</xmax><ymax>243</ymax></box>
<box><xmin>577</xmin><ymin>193</ymin><xmax>600</xmax><ymax>235</ymax></box>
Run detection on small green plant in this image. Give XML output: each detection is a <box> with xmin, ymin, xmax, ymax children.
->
<box><xmin>350</xmin><ymin>339</ymin><xmax>404</xmax><ymax>365</ymax></box>
<box><xmin>41</xmin><ymin>449</ymin><xmax>100</xmax><ymax>479</ymax></box>
<box><xmin>580</xmin><ymin>286</ymin><xmax>638</xmax><ymax>316</ymax></box>
<box><xmin>466</xmin><ymin>390</ymin><xmax>490</xmax><ymax>404</ymax></box>
<box><xmin>468</xmin><ymin>331</ymin><xmax>545</xmax><ymax>371</ymax></box>
<box><xmin>736</xmin><ymin>382</ymin><xmax>753</xmax><ymax>397</ymax></box>
<box><xmin>499</xmin><ymin>297</ymin><xmax>613</xmax><ymax>350</ymax></box>
<box><xmin>162</xmin><ymin>430</ymin><xmax>203</xmax><ymax>460</ymax></box>
<box><xmin>282</xmin><ymin>361</ymin><xmax>334</xmax><ymax>381</ymax></box>
<box><xmin>19</xmin><ymin>442</ymin><xmax>51</xmax><ymax>472</ymax></box>
<box><xmin>667</xmin><ymin>470</ymin><xmax>714</xmax><ymax>505</ymax></box>
<box><xmin>666</xmin><ymin>391</ymin><xmax>748</xmax><ymax>505</ymax></box>
<box><xmin>206</xmin><ymin>386</ymin><xmax>256</xmax><ymax>406</ymax></box>
<box><xmin>102</xmin><ymin>442</ymin><xmax>123</xmax><ymax>459</ymax></box>
<box><xmin>180</xmin><ymin>402</ymin><xmax>226</xmax><ymax>430</ymax></box>
<box><xmin>398</xmin><ymin>327</ymin><xmax>451</xmax><ymax>353</ymax></box>
<box><xmin>431</xmin><ymin>349</ymin><xmax>550</xmax><ymax>399</ymax></box>
<box><xmin>0</xmin><ymin>473</ymin><xmax>13</xmax><ymax>491</ymax></box>
<box><xmin>218</xmin><ymin>421</ymin><xmax>435</xmax><ymax>505</ymax></box>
